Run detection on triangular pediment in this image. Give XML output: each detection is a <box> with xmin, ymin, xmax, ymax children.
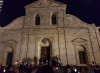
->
<box><xmin>3</xmin><ymin>39</ymin><xmax>17</xmax><ymax>44</ymax></box>
<box><xmin>25</xmin><ymin>0</ymin><xmax>66</xmax><ymax>8</ymax></box>
<box><xmin>72</xmin><ymin>38</ymin><xmax>87</xmax><ymax>42</ymax></box>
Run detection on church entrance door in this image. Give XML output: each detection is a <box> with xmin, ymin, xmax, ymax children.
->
<box><xmin>6</xmin><ymin>52</ymin><xmax>13</xmax><ymax>65</ymax></box>
<box><xmin>41</xmin><ymin>47</ymin><xmax>50</xmax><ymax>63</ymax></box>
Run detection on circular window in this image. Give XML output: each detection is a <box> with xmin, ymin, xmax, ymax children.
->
<box><xmin>42</xmin><ymin>38</ymin><xmax>48</xmax><ymax>44</ymax></box>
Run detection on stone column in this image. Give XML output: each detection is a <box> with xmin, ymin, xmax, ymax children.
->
<box><xmin>58</xmin><ymin>28</ymin><xmax>67</xmax><ymax>66</ymax></box>
<box><xmin>19</xmin><ymin>29</ymin><xmax>29</xmax><ymax>60</ymax></box>
<box><xmin>89</xmin><ymin>27</ymin><xmax>100</xmax><ymax>65</ymax></box>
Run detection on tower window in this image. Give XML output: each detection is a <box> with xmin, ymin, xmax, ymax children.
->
<box><xmin>52</xmin><ymin>14</ymin><xmax>57</xmax><ymax>25</ymax></box>
<box><xmin>35</xmin><ymin>14</ymin><xmax>40</xmax><ymax>25</ymax></box>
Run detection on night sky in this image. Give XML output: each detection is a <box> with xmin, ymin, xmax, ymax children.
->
<box><xmin>0</xmin><ymin>0</ymin><xmax>100</xmax><ymax>27</ymax></box>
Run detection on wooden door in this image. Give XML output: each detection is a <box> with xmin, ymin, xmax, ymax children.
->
<box><xmin>41</xmin><ymin>47</ymin><xmax>50</xmax><ymax>61</ymax></box>
<box><xmin>6</xmin><ymin>52</ymin><xmax>13</xmax><ymax>65</ymax></box>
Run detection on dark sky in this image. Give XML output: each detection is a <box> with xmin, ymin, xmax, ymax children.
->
<box><xmin>0</xmin><ymin>0</ymin><xmax>100</xmax><ymax>27</ymax></box>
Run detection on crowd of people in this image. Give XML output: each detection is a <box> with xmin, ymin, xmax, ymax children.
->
<box><xmin>0</xmin><ymin>58</ymin><xmax>100</xmax><ymax>73</ymax></box>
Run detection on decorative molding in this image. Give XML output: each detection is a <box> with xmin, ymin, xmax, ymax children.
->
<box><xmin>72</xmin><ymin>38</ymin><xmax>87</xmax><ymax>42</ymax></box>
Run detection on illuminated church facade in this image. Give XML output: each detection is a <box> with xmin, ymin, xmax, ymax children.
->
<box><xmin>0</xmin><ymin>0</ymin><xmax>100</xmax><ymax>66</ymax></box>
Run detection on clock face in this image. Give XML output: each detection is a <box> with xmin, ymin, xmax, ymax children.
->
<box><xmin>42</xmin><ymin>38</ymin><xmax>48</xmax><ymax>44</ymax></box>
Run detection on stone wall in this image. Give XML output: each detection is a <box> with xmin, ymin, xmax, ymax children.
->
<box><xmin>0</xmin><ymin>0</ymin><xmax>100</xmax><ymax>66</ymax></box>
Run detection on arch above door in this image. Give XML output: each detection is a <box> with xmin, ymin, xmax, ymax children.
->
<box><xmin>37</xmin><ymin>38</ymin><xmax>52</xmax><ymax>60</ymax></box>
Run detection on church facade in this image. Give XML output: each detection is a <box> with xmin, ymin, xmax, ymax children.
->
<box><xmin>0</xmin><ymin>0</ymin><xmax>100</xmax><ymax>66</ymax></box>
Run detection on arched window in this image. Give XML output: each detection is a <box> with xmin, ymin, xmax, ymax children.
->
<box><xmin>52</xmin><ymin>14</ymin><xmax>57</xmax><ymax>25</ymax></box>
<box><xmin>35</xmin><ymin>14</ymin><xmax>40</xmax><ymax>25</ymax></box>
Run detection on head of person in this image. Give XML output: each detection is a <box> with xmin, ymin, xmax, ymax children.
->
<box><xmin>36</xmin><ymin>65</ymin><xmax>54</xmax><ymax>73</ymax></box>
<box><xmin>13</xmin><ymin>67</ymin><xmax>19</xmax><ymax>73</ymax></box>
<box><xmin>51</xmin><ymin>60</ymin><xmax>57</xmax><ymax>67</ymax></box>
<box><xmin>0</xmin><ymin>65</ymin><xmax>3</xmax><ymax>69</ymax></box>
<box><xmin>90</xmin><ymin>65</ymin><xmax>95</xmax><ymax>70</ymax></box>
<box><xmin>51</xmin><ymin>60</ymin><xmax>57</xmax><ymax>71</ymax></box>
<box><xmin>66</xmin><ymin>65</ymin><xmax>70</xmax><ymax>68</ymax></box>
<box><xmin>95</xmin><ymin>65</ymin><xmax>99</xmax><ymax>70</ymax></box>
<box><xmin>6</xmin><ymin>65</ymin><xmax>14</xmax><ymax>72</ymax></box>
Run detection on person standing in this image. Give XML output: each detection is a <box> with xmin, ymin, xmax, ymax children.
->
<box><xmin>6</xmin><ymin>65</ymin><xmax>14</xmax><ymax>73</ymax></box>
